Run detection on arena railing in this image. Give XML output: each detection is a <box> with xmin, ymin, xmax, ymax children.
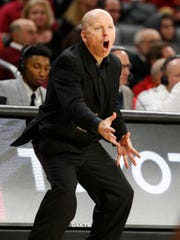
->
<box><xmin>0</xmin><ymin>105</ymin><xmax>180</xmax><ymax>123</ymax></box>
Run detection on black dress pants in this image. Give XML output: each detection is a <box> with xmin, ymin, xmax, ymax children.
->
<box><xmin>29</xmin><ymin>141</ymin><xmax>134</xmax><ymax>240</ymax></box>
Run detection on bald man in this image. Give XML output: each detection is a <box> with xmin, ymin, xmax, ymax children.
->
<box><xmin>135</xmin><ymin>56</ymin><xmax>180</xmax><ymax>112</ymax></box>
<box><xmin>111</xmin><ymin>46</ymin><xmax>134</xmax><ymax>109</ymax></box>
<box><xmin>11</xmin><ymin>9</ymin><xmax>140</xmax><ymax>240</ymax></box>
<box><xmin>129</xmin><ymin>28</ymin><xmax>162</xmax><ymax>88</ymax></box>
<box><xmin>0</xmin><ymin>18</ymin><xmax>37</xmax><ymax>80</ymax></box>
<box><xmin>140</xmin><ymin>56</ymin><xmax>180</xmax><ymax>112</ymax></box>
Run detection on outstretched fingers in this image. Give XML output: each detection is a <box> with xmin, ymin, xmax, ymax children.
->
<box><xmin>98</xmin><ymin>112</ymin><xmax>119</xmax><ymax>146</ymax></box>
<box><xmin>129</xmin><ymin>146</ymin><xmax>141</xmax><ymax>159</ymax></box>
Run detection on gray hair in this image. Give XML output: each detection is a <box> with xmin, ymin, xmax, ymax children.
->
<box><xmin>151</xmin><ymin>58</ymin><xmax>166</xmax><ymax>78</ymax></box>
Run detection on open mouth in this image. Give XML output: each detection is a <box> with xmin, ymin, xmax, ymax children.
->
<box><xmin>103</xmin><ymin>41</ymin><xmax>109</xmax><ymax>49</ymax></box>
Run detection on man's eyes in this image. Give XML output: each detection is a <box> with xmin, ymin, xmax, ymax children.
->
<box><xmin>94</xmin><ymin>27</ymin><xmax>101</xmax><ymax>30</ymax></box>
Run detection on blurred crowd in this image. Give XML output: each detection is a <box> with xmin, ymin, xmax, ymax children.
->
<box><xmin>0</xmin><ymin>0</ymin><xmax>180</xmax><ymax>112</ymax></box>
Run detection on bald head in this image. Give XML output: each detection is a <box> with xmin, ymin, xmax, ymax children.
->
<box><xmin>10</xmin><ymin>18</ymin><xmax>37</xmax><ymax>46</ymax></box>
<box><xmin>165</xmin><ymin>57</ymin><xmax>180</xmax><ymax>91</ymax></box>
<box><xmin>134</xmin><ymin>28</ymin><xmax>162</xmax><ymax>56</ymax></box>
<box><xmin>134</xmin><ymin>28</ymin><xmax>161</xmax><ymax>45</ymax></box>
<box><xmin>10</xmin><ymin>18</ymin><xmax>36</xmax><ymax>33</ymax></box>
<box><xmin>150</xmin><ymin>58</ymin><xmax>166</xmax><ymax>86</ymax></box>
<box><xmin>111</xmin><ymin>48</ymin><xmax>130</xmax><ymax>65</ymax></box>
<box><xmin>81</xmin><ymin>8</ymin><xmax>115</xmax><ymax>64</ymax></box>
<box><xmin>151</xmin><ymin>58</ymin><xmax>166</xmax><ymax>77</ymax></box>
<box><xmin>166</xmin><ymin>58</ymin><xmax>180</xmax><ymax>73</ymax></box>
<box><xmin>81</xmin><ymin>8</ymin><xmax>113</xmax><ymax>30</ymax></box>
<box><xmin>111</xmin><ymin>48</ymin><xmax>131</xmax><ymax>85</ymax></box>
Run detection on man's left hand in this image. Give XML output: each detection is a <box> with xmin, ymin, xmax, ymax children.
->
<box><xmin>116</xmin><ymin>132</ymin><xmax>141</xmax><ymax>168</ymax></box>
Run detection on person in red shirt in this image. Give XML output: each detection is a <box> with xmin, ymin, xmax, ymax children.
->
<box><xmin>0</xmin><ymin>18</ymin><xmax>37</xmax><ymax>80</ymax></box>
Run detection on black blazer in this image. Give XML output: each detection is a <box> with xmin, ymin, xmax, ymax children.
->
<box><xmin>11</xmin><ymin>41</ymin><xmax>127</xmax><ymax>154</ymax></box>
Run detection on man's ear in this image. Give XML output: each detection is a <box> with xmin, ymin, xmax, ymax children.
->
<box><xmin>81</xmin><ymin>30</ymin><xmax>87</xmax><ymax>43</ymax></box>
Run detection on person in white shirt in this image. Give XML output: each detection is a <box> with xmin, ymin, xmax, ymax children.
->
<box><xmin>151</xmin><ymin>55</ymin><xmax>180</xmax><ymax>112</ymax></box>
<box><xmin>135</xmin><ymin>58</ymin><xmax>167</xmax><ymax>110</ymax></box>
<box><xmin>0</xmin><ymin>43</ymin><xmax>51</xmax><ymax>106</ymax></box>
<box><xmin>136</xmin><ymin>55</ymin><xmax>180</xmax><ymax>112</ymax></box>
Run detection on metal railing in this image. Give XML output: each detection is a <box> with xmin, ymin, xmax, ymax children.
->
<box><xmin>0</xmin><ymin>105</ymin><xmax>180</xmax><ymax>123</ymax></box>
<box><xmin>0</xmin><ymin>59</ymin><xmax>21</xmax><ymax>79</ymax></box>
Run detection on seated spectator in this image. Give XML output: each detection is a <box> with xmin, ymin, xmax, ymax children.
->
<box><xmin>132</xmin><ymin>41</ymin><xmax>176</xmax><ymax>97</ymax></box>
<box><xmin>136</xmin><ymin>55</ymin><xmax>180</xmax><ymax>112</ymax></box>
<box><xmin>0</xmin><ymin>44</ymin><xmax>51</xmax><ymax>106</ymax></box>
<box><xmin>0</xmin><ymin>18</ymin><xmax>37</xmax><ymax>80</ymax></box>
<box><xmin>22</xmin><ymin>0</ymin><xmax>62</xmax><ymax>61</ymax></box>
<box><xmin>111</xmin><ymin>45</ymin><xmax>134</xmax><ymax>110</ymax></box>
<box><xmin>144</xmin><ymin>12</ymin><xmax>180</xmax><ymax>53</ymax></box>
<box><xmin>128</xmin><ymin>28</ymin><xmax>162</xmax><ymax>88</ymax></box>
<box><xmin>135</xmin><ymin>58</ymin><xmax>167</xmax><ymax>110</ymax></box>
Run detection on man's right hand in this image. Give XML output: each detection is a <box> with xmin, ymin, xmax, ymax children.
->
<box><xmin>98</xmin><ymin>112</ymin><xmax>119</xmax><ymax>147</ymax></box>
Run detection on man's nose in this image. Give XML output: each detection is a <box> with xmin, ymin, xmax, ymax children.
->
<box><xmin>103</xmin><ymin>28</ymin><xmax>109</xmax><ymax>35</ymax></box>
<box><xmin>39</xmin><ymin>68</ymin><xmax>48</xmax><ymax>76</ymax></box>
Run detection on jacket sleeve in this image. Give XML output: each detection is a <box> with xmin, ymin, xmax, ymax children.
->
<box><xmin>105</xmin><ymin>55</ymin><xmax>128</xmax><ymax>141</ymax></box>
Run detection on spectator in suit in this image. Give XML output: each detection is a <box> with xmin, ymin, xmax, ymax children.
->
<box><xmin>128</xmin><ymin>28</ymin><xmax>162</xmax><ymax>88</ymax></box>
<box><xmin>111</xmin><ymin>45</ymin><xmax>134</xmax><ymax>110</ymax></box>
<box><xmin>0</xmin><ymin>44</ymin><xmax>51</xmax><ymax>106</ymax></box>
<box><xmin>0</xmin><ymin>18</ymin><xmax>37</xmax><ymax>80</ymax></box>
